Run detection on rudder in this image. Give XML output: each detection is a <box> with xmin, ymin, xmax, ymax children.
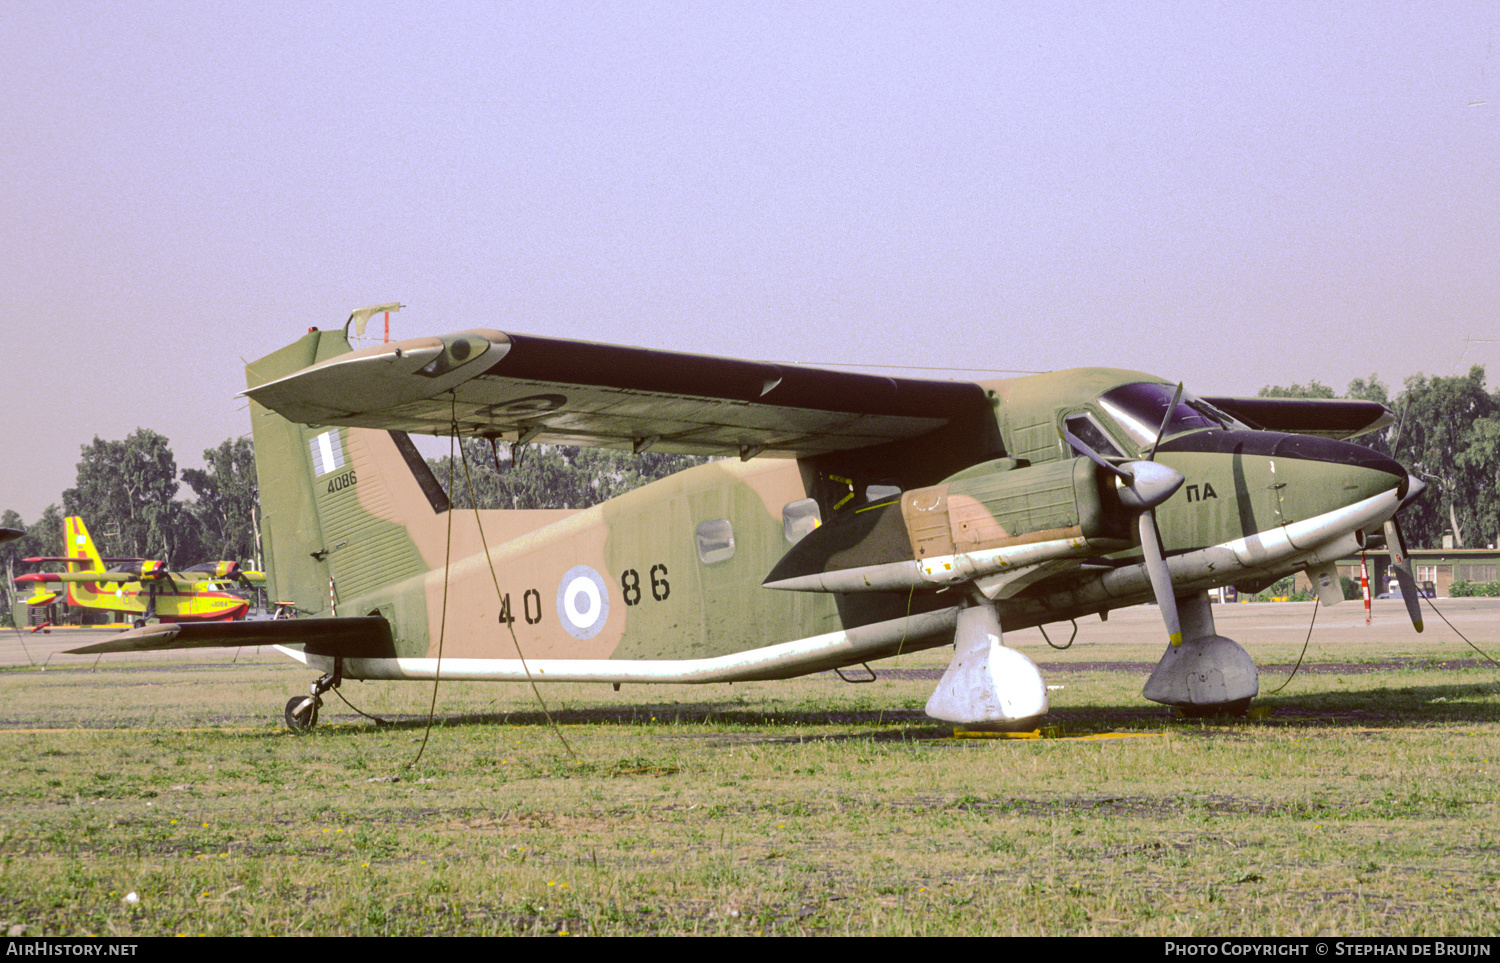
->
<box><xmin>245</xmin><ymin>329</ymin><xmax>446</xmax><ymax>621</ymax></box>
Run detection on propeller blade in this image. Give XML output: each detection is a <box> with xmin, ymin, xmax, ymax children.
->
<box><xmin>1139</xmin><ymin>512</ymin><xmax>1182</xmax><ymax>646</ymax></box>
<box><xmin>1147</xmin><ymin>382</ymin><xmax>1184</xmax><ymax>462</ymax></box>
<box><xmin>1389</xmin><ymin>565</ymin><xmax>1425</xmax><ymax>633</ymax></box>
<box><xmin>1383</xmin><ymin>517</ymin><xmax>1408</xmax><ymax>566</ymax></box>
<box><xmin>1065</xmin><ymin>423</ymin><xmax>1186</xmax><ymax>646</ymax></box>
<box><xmin>1384</xmin><ymin>518</ymin><xmax>1424</xmax><ymax>633</ymax></box>
<box><xmin>1061</xmin><ymin>425</ymin><xmax>1132</xmax><ymax>482</ymax></box>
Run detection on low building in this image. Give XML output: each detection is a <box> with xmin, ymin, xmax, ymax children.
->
<box><xmin>1313</xmin><ymin>547</ymin><xmax>1500</xmax><ymax>598</ymax></box>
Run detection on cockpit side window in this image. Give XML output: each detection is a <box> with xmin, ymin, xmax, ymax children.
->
<box><xmin>1063</xmin><ymin>412</ymin><xmax>1125</xmax><ymax>459</ymax></box>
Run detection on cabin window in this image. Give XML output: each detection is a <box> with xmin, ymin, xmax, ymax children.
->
<box><xmin>783</xmin><ymin>498</ymin><xmax>821</xmax><ymax>543</ymax></box>
<box><xmin>1063</xmin><ymin>412</ymin><xmax>1124</xmax><ymax>458</ymax></box>
<box><xmin>864</xmin><ymin>483</ymin><xmax>902</xmax><ymax>505</ymax></box>
<box><xmin>695</xmin><ymin>519</ymin><xmax>736</xmax><ymax>563</ymax></box>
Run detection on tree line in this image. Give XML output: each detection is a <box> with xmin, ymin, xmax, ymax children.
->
<box><xmin>1257</xmin><ymin>365</ymin><xmax>1499</xmax><ymax>550</ymax></box>
<box><xmin>425</xmin><ymin>439</ymin><xmax>709</xmax><ymax>511</ymax></box>
<box><xmin>1</xmin><ymin>431</ymin><xmax>260</xmax><ymax>620</ymax></box>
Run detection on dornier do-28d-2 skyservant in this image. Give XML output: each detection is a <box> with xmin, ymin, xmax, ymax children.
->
<box><xmin>71</xmin><ymin>306</ymin><xmax>1424</xmax><ymax>731</ymax></box>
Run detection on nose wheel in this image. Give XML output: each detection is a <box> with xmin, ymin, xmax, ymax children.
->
<box><xmin>283</xmin><ymin>661</ymin><xmax>342</xmax><ymax>732</ymax></box>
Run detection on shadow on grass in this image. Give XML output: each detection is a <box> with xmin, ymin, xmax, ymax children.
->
<box><xmin>306</xmin><ymin>677</ymin><xmax>1496</xmax><ymax>741</ymax></box>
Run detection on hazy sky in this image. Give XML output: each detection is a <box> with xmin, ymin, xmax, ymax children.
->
<box><xmin>3</xmin><ymin>1</ymin><xmax>1497</xmax><ymax>521</ymax></box>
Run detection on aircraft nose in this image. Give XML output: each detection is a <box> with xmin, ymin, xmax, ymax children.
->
<box><xmin>1159</xmin><ymin>429</ymin><xmax>1406</xmax><ymax>485</ymax></box>
<box><xmin>1400</xmin><ymin>473</ymin><xmax>1425</xmax><ymax>509</ymax></box>
<box><xmin>1155</xmin><ymin>429</ymin><xmax>1410</xmax><ymax>532</ymax></box>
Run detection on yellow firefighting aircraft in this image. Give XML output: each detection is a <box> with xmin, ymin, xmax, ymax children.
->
<box><xmin>72</xmin><ymin>311</ymin><xmax>1422</xmax><ymax>732</ymax></box>
<box><xmin>19</xmin><ymin>517</ymin><xmax>249</xmax><ymax>624</ymax></box>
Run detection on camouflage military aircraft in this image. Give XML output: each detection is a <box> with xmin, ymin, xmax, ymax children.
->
<box><xmin>71</xmin><ymin>313</ymin><xmax>1422</xmax><ymax>732</ymax></box>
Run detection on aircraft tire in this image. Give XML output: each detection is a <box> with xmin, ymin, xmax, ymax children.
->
<box><xmin>284</xmin><ymin>696</ymin><xmax>319</xmax><ymax>732</ymax></box>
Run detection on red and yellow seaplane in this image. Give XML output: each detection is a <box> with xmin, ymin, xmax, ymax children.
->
<box><xmin>15</xmin><ymin>517</ymin><xmax>251</xmax><ymax>625</ymax></box>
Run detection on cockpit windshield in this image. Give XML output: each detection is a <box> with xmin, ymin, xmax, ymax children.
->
<box><xmin>1098</xmin><ymin>383</ymin><xmax>1242</xmax><ymax>451</ymax></box>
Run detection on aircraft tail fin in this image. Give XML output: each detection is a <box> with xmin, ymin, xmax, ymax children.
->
<box><xmin>62</xmin><ymin>517</ymin><xmax>106</xmax><ymax>608</ymax></box>
<box><xmin>246</xmin><ymin>328</ymin><xmax>447</xmax><ymax>619</ymax></box>
<box><xmin>63</xmin><ymin>517</ymin><xmax>104</xmax><ymax>573</ymax></box>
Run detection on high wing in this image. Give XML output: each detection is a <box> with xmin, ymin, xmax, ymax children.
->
<box><xmin>179</xmin><ymin>562</ymin><xmax>267</xmax><ymax>586</ymax></box>
<box><xmin>15</xmin><ymin>571</ymin><xmax>151</xmax><ymax>585</ymax></box>
<box><xmin>244</xmin><ymin>330</ymin><xmax>993</xmax><ymax>457</ymax></box>
<box><xmin>22</xmin><ymin>556</ymin><xmax>148</xmax><ymax>565</ymax></box>
<box><xmin>1201</xmin><ymin>396</ymin><xmax>1394</xmax><ymax>440</ymax></box>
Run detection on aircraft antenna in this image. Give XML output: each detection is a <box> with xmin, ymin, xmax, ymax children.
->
<box><xmin>343</xmin><ymin>302</ymin><xmax>405</xmax><ymax>341</ymax></box>
<box><xmin>456</xmin><ymin>428</ymin><xmax>578</xmax><ymax>763</ymax></box>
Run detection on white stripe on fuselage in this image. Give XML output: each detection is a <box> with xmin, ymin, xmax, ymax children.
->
<box><xmin>1098</xmin><ymin>485</ymin><xmax>1402</xmax><ymax>604</ymax></box>
<box><xmin>280</xmin><ymin>606</ymin><xmax>962</xmax><ymax>683</ymax></box>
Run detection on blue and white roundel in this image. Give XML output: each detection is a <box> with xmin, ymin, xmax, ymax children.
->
<box><xmin>556</xmin><ymin>565</ymin><xmax>609</xmax><ymax>640</ymax></box>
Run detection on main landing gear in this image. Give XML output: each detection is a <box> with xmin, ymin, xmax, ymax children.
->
<box><xmin>925</xmin><ymin>600</ymin><xmax>1049</xmax><ymax>731</ymax></box>
<box><xmin>284</xmin><ymin>659</ymin><xmax>343</xmax><ymax>732</ymax></box>
<box><xmin>1142</xmin><ymin>591</ymin><xmax>1258</xmax><ymax>716</ymax></box>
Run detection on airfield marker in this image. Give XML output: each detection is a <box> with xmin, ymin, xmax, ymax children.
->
<box><xmin>1361</xmin><ymin>551</ymin><xmax>1371</xmax><ymax>624</ymax></box>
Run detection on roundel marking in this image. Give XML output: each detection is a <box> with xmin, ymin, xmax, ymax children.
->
<box><xmin>498</xmin><ymin>393</ymin><xmax>567</xmax><ymax>414</ymax></box>
<box><xmin>556</xmin><ymin>565</ymin><xmax>609</xmax><ymax>640</ymax></box>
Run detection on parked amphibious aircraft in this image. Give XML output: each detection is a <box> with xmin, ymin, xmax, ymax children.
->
<box><xmin>20</xmin><ymin>517</ymin><xmax>250</xmax><ymax>623</ymax></box>
<box><xmin>72</xmin><ymin>309</ymin><xmax>1422</xmax><ymax>731</ymax></box>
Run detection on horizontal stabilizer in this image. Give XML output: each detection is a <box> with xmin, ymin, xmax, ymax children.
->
<box><xmin>64</xmin><ymin>617</ymin><xmax>397</xmax><ymax>657</ymax></box>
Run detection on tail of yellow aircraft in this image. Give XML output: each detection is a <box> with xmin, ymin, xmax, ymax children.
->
<box><xmin>62</xmin><ymin>517</ymin><xmax>108</xmax><ymax>608</ymax></box>
<box><xmin>63</xmin><ymin>517</ymin><xmax>104</xmax><ymax>573</ymax></box>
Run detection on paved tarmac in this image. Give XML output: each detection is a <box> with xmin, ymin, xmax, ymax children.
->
<box><xmin>0</xmin><ymin>624</ymin><xmax>284</xmax><ymax>669</ymax></box>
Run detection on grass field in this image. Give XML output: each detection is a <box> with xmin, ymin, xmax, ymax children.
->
<box><xmin>0</xmin><ymin>603</ymin><xmax>1496</xmax><ymax>936</ymax></box>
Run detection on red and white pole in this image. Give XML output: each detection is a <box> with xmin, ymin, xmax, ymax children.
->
<box><xmin>1360</xmin><ymin>551</ymin><xmax>1371</xmax><ymax>624</ymax></box>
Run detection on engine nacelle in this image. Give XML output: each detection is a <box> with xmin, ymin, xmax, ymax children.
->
<box><xmin>764</xmin><ymin>457</ymin><xmax>1131</xmax><ymax>597</ymax></box>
